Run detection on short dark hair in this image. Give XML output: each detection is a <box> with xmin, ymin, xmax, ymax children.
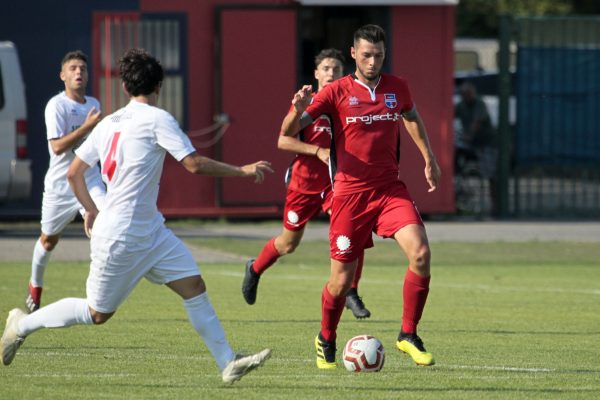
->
<box><xmin>353</xmin><ymin>24</ymin><xmax>386</xmax><ymax>46</ymax></box>
<box><xmin>61</xmin><ymin>50</ymin><xmax>87</xmax><ymax>67</ymax></box>
<box><xmin>119</xmin><ymin>48</ymin><xmax>164</xmax><ymax>96</ymax></box>
<box><xmin>314</xmin><ymin>48</ymin><xmax>345</xmax><ymax>68</ymax></box>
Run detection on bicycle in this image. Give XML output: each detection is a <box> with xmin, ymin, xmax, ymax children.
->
<box><xmin>454</xmin><ymin>147</ymin><xmax>486</xmax><ymax>216</ymax></box>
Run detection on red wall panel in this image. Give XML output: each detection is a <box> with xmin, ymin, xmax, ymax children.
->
<box><xmin>142</xmin><ymin>0</ymin><xmax>219</xmax><ymax>213</ymax></box>
<box><xmin>390</xmin><ymin>6</ymin><xmax>455</xmax><ymax>213</ymax></box>
<box><xmin>219</xmin><ymin>8</ymin><xmax>297</xmax><ymax>206</ymax></box>
<box><xmin>141</xmin><ymin>0</ymin><xmax>295</xmax><ymax>215</ymax></box>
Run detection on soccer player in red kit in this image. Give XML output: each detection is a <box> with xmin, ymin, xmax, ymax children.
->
<box><xmin>281</xmin><ymin>25</ymin><xmax>441</xmax><ymax>369</ymax></box>
<box><xmin>242</xmin><ymin>49</ymin><xmax>371</xmax><ymax>319</ymax></box>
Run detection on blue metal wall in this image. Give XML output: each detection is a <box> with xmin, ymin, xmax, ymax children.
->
<box><xmin>506</xmin><ymin>16</ymin><xmax>600</xmax><ymax>217</ymax></box>
<box><xmin>516</xmin><ymin>47</ymin><xmax>600</xmax><ymax>166</ymax></box>
<box><xmin>0</xmin><ymin>1</ymin><xmax>138</xmax><ymax>215</ymax></box>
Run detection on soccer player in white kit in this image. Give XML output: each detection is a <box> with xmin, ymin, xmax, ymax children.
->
<box><xmin>26</xmin><ymin>50</ymin><xmax>106</xmax><ymax>312</ymax></box>
<box><xmin>2</xmin><ymin>49</ymin><xmax>273</xmax><ymax>384</ymax></box>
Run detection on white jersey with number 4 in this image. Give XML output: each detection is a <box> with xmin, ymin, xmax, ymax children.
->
<box><xmin>75</xmin><ymin>100</ymin><xmax>195</xmax><ymax>241</ymax></box>
<box><xmin>44</xmin><ymin>91</ymin><xmax>103</xmax><ymax>197</ymax></box>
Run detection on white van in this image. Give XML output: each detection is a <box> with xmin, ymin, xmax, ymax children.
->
<box><xmin>0</xmin><ymin>41</ymin><xmax>31</xmax><ymax>202</ymax></box>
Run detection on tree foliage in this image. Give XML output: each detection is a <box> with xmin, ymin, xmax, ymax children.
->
<box><xmin>456</xmin><ymin>0</ymin><xmax>600</xmax><ymax>37</ymax></box>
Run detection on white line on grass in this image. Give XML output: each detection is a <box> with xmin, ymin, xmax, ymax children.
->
<box><xmin>20</xmin><ymin>373</ymin><xmax>137</xmax><ymax>378</ymax></box>
<box><xmin>280</xmin><ymin>358</ymin><xmax>556</xmax><ymax>373</ymax></box>
<box><xmin>28</xmin><ymin>352</ymin><xmax>212</xmax><ymax>361</ymax></box>
<box><xmin>445</xmin><ymin>364</ymin><xmax>555</xmax><ymax>373</ymax></box>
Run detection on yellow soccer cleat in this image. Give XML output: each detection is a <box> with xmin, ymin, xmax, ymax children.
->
<box><xmin>396</xmin><ymin>332</ymin><xmax>435</xmax><ymax>366</ymax></box>
<box><xmin>315</xmin><ymin>334</ymin><xmax>337</xmax><ymax>369</ymax></box>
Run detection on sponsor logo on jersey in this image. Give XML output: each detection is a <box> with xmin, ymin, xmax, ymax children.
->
<box><xmin>314</xmin><ymin>125</ymin><xmax>332</xmax><ymax>134</ymax></box>
<box><xmin>384</xmin><ymin>93</ymin><xmax>397</xmax><ymax>109</ymax></box>
<box><xmin>314</xmin><ymin>115</ymin><xmax>332</xmax><ymax>134</ymax></box>
<box><xmin>349</xmin><ymin>96</ymin><xmax>359</xmax><ymax>106</ymax></box>
<box><xmin>345</xmin><ymin>112</ymin><xmax>401</xmax><ymax>125</ymax></box>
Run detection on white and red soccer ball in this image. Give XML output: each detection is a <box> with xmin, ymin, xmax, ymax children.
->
<box><xmin>343</xmin><ymin>335</ymin><xmax>385</xmax><ymax>372</ymax></box>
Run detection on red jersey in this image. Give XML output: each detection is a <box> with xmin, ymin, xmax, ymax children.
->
<box><xmin>284</xmin><ymin>105</ymin><xmax>332</xmax><ymax>194</ymax></box>
<box><xmin>306</xmin><ymin>73</ymin><xmax>414</xmax><ymax>196</ymax></box>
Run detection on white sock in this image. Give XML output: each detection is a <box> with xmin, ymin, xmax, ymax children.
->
<box><xmin>183</xmin><ymin>292</ymin><xmax>235</xmax><ymax>371</ymax></box>
<box><xmin>17</xmin><ymin>298</ymin><xmax>93</xmax><ymax>337</ymax></box>
<box><xmin>30</xmin><ymin>239</ymin><xmax>51</xmax><ymax>287</ymax></box>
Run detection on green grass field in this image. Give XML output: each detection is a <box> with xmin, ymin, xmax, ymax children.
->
<box><xmin>1</xmin><ymin>239</ymin><xmax>599</xmax><ymax>399</ymax></box>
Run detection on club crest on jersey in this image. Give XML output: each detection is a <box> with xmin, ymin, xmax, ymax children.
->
<box><xmin>335</xmin><ymin>235</ymin><xmax>352</xmax><ymax>255</ymax></box>
<box><xmin>384</xmin><ymin>93</ymin><xmax>397</xmax><ymax>109</ymax></box>
<box><xmin>349</xmin><ymin>96</ymin><xmax>359</xmax><ymax>107</ymax></box>
<box><xmin>286</xmin><ymin>210</ymin><xmax>300</xmax><ymax>227</ymax></box>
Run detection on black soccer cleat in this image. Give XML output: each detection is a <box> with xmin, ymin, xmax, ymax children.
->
<box><xmin>242</xmin><ymin>259</ymin><xmax>260</xmax><ymax>305</ymax></box>
<box><xmin>345</xmin><ymin>288</ymin><xmax>371</xmax><ymax>319</ymax></box>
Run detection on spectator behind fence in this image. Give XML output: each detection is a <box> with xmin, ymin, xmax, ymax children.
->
<box><xmin>454</xmin><ymin>81</ymin><xmax>498</xmax><ymax>215</ymax></box>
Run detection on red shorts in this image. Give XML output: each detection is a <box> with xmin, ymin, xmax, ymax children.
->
<box><xmin>283</xmin><ymin>187</ymin><xmax>333</xmax><ymax>231</ymax></box>
<box><xmin>329</xmin><ymin>181</ymin><xmax>423</xmax><ymax>262</ymax></box>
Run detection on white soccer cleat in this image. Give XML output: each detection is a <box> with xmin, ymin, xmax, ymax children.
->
<box><xmin>1</xmin><ymin>308</ymin><xmax>27</xmax><ymax>366</ymax></box>
<box><xmin>221</xmin><ymin>348</ymin><xmax>272</xmax><ymax>384</ymax></box>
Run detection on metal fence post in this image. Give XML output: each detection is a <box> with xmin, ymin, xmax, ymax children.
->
<box><xmin>498</xmin><ymin>14</ymin><xmax>513</xmax><ymax>218</ymax></box>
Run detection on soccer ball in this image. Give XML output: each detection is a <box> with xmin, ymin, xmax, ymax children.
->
<box><xmin>342</xmin><ymin>335</ymin><xmax>385</xmax><ymax>372</ymax></box>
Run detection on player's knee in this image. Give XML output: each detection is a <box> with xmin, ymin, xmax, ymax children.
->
<box><xmin>40</xmin><ymin>237</ymin><xmax>59</xmax><ymax>252</ymax></box>
<box><xmin>279</xmin><ymin>240</ymin><xmax>298</xmax><ymax>255</ymax></box>
<box><xmin>189</xmin><ymin>276</ymin><xmax>207</xmax><ymax>296</ymax></box>
<box><xmin>328</xmin><ymin>276</ymin><xmax>352</xmax><ymax>297</ymax></box>
<box><xmin>410</xmin><ymin>245</ymin><xmax>431</xmax><ymax>270</ymax></box>
<box><xmin>90</xmin><ymin>310</ymin><xmax>114</xmax><ymax>325</ymax></box>
<box><xmin>327</xmin><ymin>283</ymin><xmax>347</xmax><ymax>297</ymax></box>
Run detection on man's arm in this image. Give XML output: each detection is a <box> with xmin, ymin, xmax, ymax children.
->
<box><xmin>180</xmin><ymin>152</ymin><xmax>273</xmax><ymax>183</ymax></box>
<box><xmin>402</xmin><ymin>109</ymin><xmax>441</xmax><ymax>192</ymax></box>
<box><xmin>50</xmin><ymin>107</ymin><xmax>102</xmax><ymax>155</ymax></box>
<box><xmin>67</xmin><ymin>156</ymin><xmax>98</xmax><ymax>237</ymax></box>
<box><xmin>280</xmin><ymin>85</ymin><xmax>314</xmax><ymax>137</ymax></box>
<box><xmin>277</xmin><ymin>135</ymin><xmax>330</xmax><ymax>164</ymax></box>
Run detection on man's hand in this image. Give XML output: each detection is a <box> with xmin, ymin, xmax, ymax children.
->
<box><xmin>316</xmin><ymin>147</ymin><xmax>330</xmax><ymax>165</ymax></box>
<box><xmin>291</xmin><ymin>85</ymin><xmax>313</xmax><ymax>113</ymax></box>
<box><xmin>425</xmin><ymin>159</ymin><xmax>441</xmax><ymax>192</ymax></box>
<box><xmin>240</xmin><ymin>161</ymin><xmax>274</xmax><ymax>183</ymax></box>
<box><xmin>83</xmin><ymin>107</ymin><xmax>102</xmax><ymax>130</ymax></box>
<box><xmin>83</xmin><ymin>210</ymin><xmax>98</xmax><ymax>238</ymax></box>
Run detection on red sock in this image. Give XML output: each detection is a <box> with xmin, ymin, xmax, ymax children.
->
<box><xmin>351</xmin><ymin>251</ymin><xmax>364</xmax><ymax>289</ymax></box>
<box><xmin>28</xmin><ymin>282</ymin><xmax>42</xmax><ymax>303</ymax></box>
<box><xmin>320</xmin><ymin>284</ymin><xmax>346</xmax><ymax>342</ymax></box>
<box><xmin>402</xmin><ymin>268</ymin><xmax>430</xmax><ymax>334</ymax></box>
<box><xmin>252</xmin><ymin>237</ymin><xmax>281</xmax><ymax>275</ymax></box>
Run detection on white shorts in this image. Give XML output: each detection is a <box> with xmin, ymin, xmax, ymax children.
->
<box><xmin>86</xmin><ymin>226</ymin><xmax>200</xmax><ymax>313</ymax></box>
<box><xmin>41</xmin><ymin>183</ymin><xmax>106</xmax><ymax>236</ymax></box>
